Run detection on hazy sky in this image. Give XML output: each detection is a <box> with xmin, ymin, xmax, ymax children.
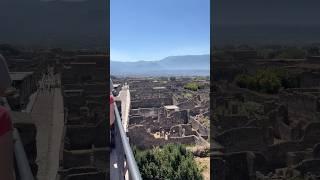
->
<box><xmin>111</xmin><ymin>0</ymin><xmax>210</xmax><ymax>62</ymax></box>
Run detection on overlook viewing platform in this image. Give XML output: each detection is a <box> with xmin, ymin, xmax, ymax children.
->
<box><xmin>110</xmin><ymin>82</ymin><xmax>142</xmax><ymax>180</ymax></box>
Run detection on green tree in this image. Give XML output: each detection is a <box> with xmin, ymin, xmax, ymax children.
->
<box><xmin>184</xmin><ymin>82</ymin><xmax>199</xmax><ymax>91</ymax></box>
<box><xmin>134</xmin><ymin>144</ymin><xmax>203</xmax><ymax>180</ymax></box>
<box><xmin>258</xmin><ymin>73</ymin><xmax>281</xmax><ymax>93</ymax></box>
<box><xmin>235</xmin><ymin>68</ymin><xmax>293</xmax><ymax>94</ymax></box>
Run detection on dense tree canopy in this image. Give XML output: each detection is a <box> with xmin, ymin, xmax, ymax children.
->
<box><xmin>235</xmin><ymin>68</ymin><xmax>300</xmax><ymax>94</ymax></box>
<box><xmin>133</xmin><ymin>144</ymin><xmax>203</xmax><ymax>180</ymax></box>
<box><xmin>184</xmin><ymin>82</ymin><xmax>205</xmax><ymax>91</ymax></box>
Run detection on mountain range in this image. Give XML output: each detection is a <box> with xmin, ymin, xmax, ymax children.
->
<box><xmin>110</xmin><ymin>55</ymin><xmax>210</xmax><ymax>76</ymax></box>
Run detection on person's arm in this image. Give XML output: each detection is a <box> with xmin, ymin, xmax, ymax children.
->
<box><xmin>0</xmin><ymin>131</ymin><xmax>14</xmax><ymax>180</ymax></box>
<box><xmin>0</xmin><ymin>107</ymin><xmax>14</xmax><ymax>180</ymax></box>
<box><xmin>110</xmin><ymin>95</ymin><xmax>115</xmax><ymax>125</ymax></box>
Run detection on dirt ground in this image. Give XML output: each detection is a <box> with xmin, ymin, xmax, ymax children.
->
<box><xmin>195</xmin><ymin>157</ymin><xmax>210</xmax><ymax>180</ymax></box>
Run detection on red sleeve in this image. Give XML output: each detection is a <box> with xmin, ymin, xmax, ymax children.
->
<box><xmin>0</xmin><ymin>106</ymin><xmax>12</xmax><ymax>136</ymax></box>
<box><xmin>110</xmin><ymin>95</ymin><xmax>114</xmax><ymax>104</ymax></box>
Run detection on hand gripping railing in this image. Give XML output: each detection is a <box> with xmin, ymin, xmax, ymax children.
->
<box><xmin>113</xmin><ymin>102</ymin><xmax>142</xmax><ymax>180</ymax></box>
<box><xmin>13</xmin><ymin>128</ymin><xmax>34</xmax><ymax>180</ymax></box>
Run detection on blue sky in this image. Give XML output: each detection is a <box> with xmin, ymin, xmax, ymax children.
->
<box><xmin>111</xmin><ymin>0</ymin><xmax>210</xmax><ymax>62</ymax></box>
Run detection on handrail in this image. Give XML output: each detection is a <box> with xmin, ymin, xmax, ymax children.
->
<box><xmin>114</xmin><ymin>102</ymin><xmax>142</xmax><ymax>180</ymax></box>
<box><xmin>13</xmin><ymin>128</ymin><xmax>34</xmax><ymax>180</ymax></box>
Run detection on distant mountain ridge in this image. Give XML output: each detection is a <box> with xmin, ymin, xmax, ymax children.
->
<box><xmin>111</xmin><ymin>55</ymin><xmax>210</xmax><ymax>76</ymax></box>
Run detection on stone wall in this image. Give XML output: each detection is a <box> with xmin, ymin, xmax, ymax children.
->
<box><xmin>129</xmin><ymin>115</ymin><xmax>144</xmax><ymax>125</ymax></box>
<box><xmin>169</xmin><ymin>124</ymin><xmax>194</xmax><ymax>137</ymax></box>
<box><xmin>137</xmin><ymin>108</ymin><xmax>158</xmax><ymax>117</ymax></box>
<box><xmin>127</xmin><ymin>125</ymin><xmax>198</xmax><ymax>149</ymax></box>
<box><xmin>280</xmin><ymin>89</ymin><xmax>320</xmax><ymax>122</ymax></box>
<box><xmin>59</xmin><ymin>53</ymin><xmax>108</xmax><ymax>179</ymax></box>
<box><xmin>64</xmin><ymin>95</ymin><xmax>86</xmax><ymax>112</ymax></box>
<box><xmin>190</xmin><ymin>119</ymin><xmax>209</xmax><ymax>138</ymax></box>
<box><xmin>216</xmin><ymin>115</ymin><xmax>249</xmax><ymax>130</ymax></box>
<box><xmin>64</xmin><ymin>172</ymin><xmax>106</xmax><ymax>180</ymax></box>
<box><xmin>177</xmin><ymin>100</ymin><xmax>197</xmax><ymax>110</ymax></box>
<box><xmin>63</xmin><ymin>150</ymin><xmax>91</xmax><ymax>169</ymax></box>
<box><xmin>168</xmin><ymin>110</ymin><xmax>189</xmax><ymax>124</ymax></box>
<box><xmin>62</xmin><ymin>63</ymin><xmax>106</xmax><ymax>84</ymax></box>
<box><xmin>264</xmin><ymin>141</ymin><xmax>304</xmax><ymax>168</ymax></box>
<box><xmin>65</xmin><ymin>122</ymin><xmax>106</xmax><ymax>150</ymax></box>
<box><xmin>295</xmin><ymin>159</ymin><xmax>320</xmax><ymax>175</ymax></box>
<box><xmin>131</xmin><ymin>97</ymin><xmax>173</xmax><ymax>109</ymax></box>
<box><xmin>300</xmin><ymin>71</ymin><xmax>320</xmax><ymax>88</ymax></box>
<box><xmin>277</xmin><ymin>121</ymin><xmax>292</xmax><ymax>140</ymax></box>
<box><xmin>216</xmin><ymin>127</ymin><xmax>270</xmax><ymax>153</ymax></box>
<box><xmin>59</xmin><ymin>167</ymin><xmax>99</xmax><ymax>180</ymax></box>
<box><xmin>93</xmin><ymin>148</ymin><xmax>108</xmax><ymax>169</ymax></box>
<box><xmin>301</xmin><ymin>122</ymin><xmax>320</xmax><ymax>145</ymax></box>
<box><xmin>224</xmin><ymin>151</ymin><xmax>267</xmax><ymax>180</ymax></box>
<box><xmin>286</xmin><ymin>151</ymin><xmax>313</xmax><ymax>167</ymax></box>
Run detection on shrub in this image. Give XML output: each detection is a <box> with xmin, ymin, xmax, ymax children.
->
<box><xmin>235</xmin><ymin>68</ymin><xmax>299</xmax><ymax>94</ymax></box>
<box><xmin>133</xmin><ymin>144</ymin><xmax>203</xmax><ymax>180</ymax></box>
<box><xmin>184</xmin><ymin>82</ymin><xmax>199</xmax><ymax>91</ymax></box>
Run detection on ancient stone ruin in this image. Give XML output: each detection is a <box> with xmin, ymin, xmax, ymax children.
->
<box><xmin>213</xmin><ymin>50</ymin><xmax>320</xmax><ymax>179</ymax></box>
<box><xmin>58</xmin><ymin>54</ymin><xmax>108</xmax><ymax>180</ymax></box>
<box><xmin>112</xmin><ymin>77</ymin><xmax>210</xmax><ymax>150</ymax></box>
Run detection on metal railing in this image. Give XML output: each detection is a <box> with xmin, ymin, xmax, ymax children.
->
<box><xmin>113</xmin><ymin>102</ymin><xmax>142</xmax><ymax>180</ymax></box>
<box><xmin>13</xmin><ymin>128</ymin><xmax>34</xmax><ymax>180</ymax></box>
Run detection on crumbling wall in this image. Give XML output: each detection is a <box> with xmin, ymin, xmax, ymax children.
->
<box><xmin>190</xmin><ymin>119</ymin><xmax>209</xmax><ymax>138</ymax></box>
<box><xmin>63</xmin><ymin>150</ymin><xmax>91</xmax><ymax>169</ymax></box>
<box><xmin>131</xmin><ymin>97</ymin><xmax>173</xmax><ymax>109</ymax></box>
<box><xmin>129</xmin><ymin>115</ymin><xmax>144</xmax><ymax>125</ymax></box>
<box><xmin>65</xmin><ymin>122</ymin><xmax>106</xmax><ymax>150</ymax></box>
<box><xmin>280</xmin><ymin>90</ymin><xmax>319</xmax><ymax>122</ymax></box>
<box><xmin>216</xmin><ymin>127</ymin><xmax>269</xmax><ymax>153</ymax></box>
<box><xmin>64</xmin><ymin>172</ymin><xmax>106</xmax><ymax>180</ymax></box>
<box><xmin>301</xmin><ymin>122</ymin><xmax>320</xmax><ymax>146</ymax></box>
<box><xmin>216</xmin><ymin>115</ymin><xmax>249</xmax><ymax>130</ymax></box>
<box><xmin>127</xmin><ymin>125</ymin><xmax>198</xmax><ymax>149</ymax></box>
<box><xmin>264</xmin><ymin>141</ymin><xmax>304</xmax><ymax>168</ymax></box>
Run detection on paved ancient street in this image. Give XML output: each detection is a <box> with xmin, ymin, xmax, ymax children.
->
<box><xmin>29</xmin><ymin>68</ymin><xmax>64</xmax><ymax>180</ymax></box>
<box><xmin>114</xmin><ymin>84</ymin><xmax>131</xmax><ymax>132</ymax></box>
<box><xmin>111</xmin><ymin>84</ymin><xmax>131</xmax><ymax>180</ymax></box>
<box><xmin>31</xmin><ymin>89</ymin><xmax>53</xmax><ymax>180</ymax></box>
<box><xmin>47</xmin><ymin>86</ymin><xmax>64</xmax><ymax>180</ymax></box>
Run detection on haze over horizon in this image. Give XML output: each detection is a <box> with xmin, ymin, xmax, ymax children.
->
<box><xmin>110</xmin><ymin>54</ymin><xmax>210</xmax><ymax>76</ymax></box>
<box><xmin>111</xmin><ymin>53</ymin><xmax>210</xmax><ymax>62</ymax></box>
